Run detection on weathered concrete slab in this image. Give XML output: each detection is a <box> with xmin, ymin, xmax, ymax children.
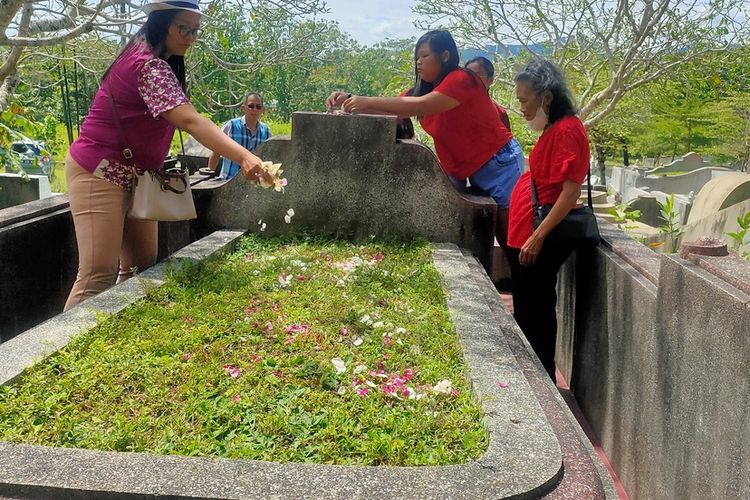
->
<box><xmin>0</xmin><ymin>238</ymin><xmax>563</xmax><ymax>499</ymax></box>
<box><xmin>0</xmin><ymin>173</ymin><xmax>52</xmax><ymax>210</ymax></box>
<box><xmin>557</xmin><ymin>220</ymin><xmax>750</xmax><ymax>500</ymax></box>
<box><xmin>194</xmin><ymin>112</ymin><xmax>498</xmax><ymax>271</ymax></box>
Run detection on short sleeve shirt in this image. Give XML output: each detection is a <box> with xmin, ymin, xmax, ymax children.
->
<box><xmin>418</xmin><ymin>70</ymin><xmax>513</xmax><ymax>179</ymax></box>
<box><xmin>69</xmin><ymin>43</ymin><xmax>189</xmax><ymax>190</ymax></box>
<box><xmin>218</xmin><ymin>118</ymin><xmax>272</xmax><ymax>179</ymax></box>
<box><xmin>507</xmin><ymin>115</ymin><xmax>590</xmax><ymax>248</ymax></box>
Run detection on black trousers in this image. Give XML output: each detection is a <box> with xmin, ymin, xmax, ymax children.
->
<box><xmin>506</xmin><ymin>242</ymin><xmax>572</xmax><ymax>382</ymax></box>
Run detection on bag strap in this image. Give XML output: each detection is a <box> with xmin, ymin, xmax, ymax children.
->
<box><xmin>104</xmin><ymin>82</ymin><xmax>134</xmax><ymax>162</ymax></box>
<box><xmin>586</xmin><ymin>166</ymin><xmax>593</xmax><ymax>209</ymax></box>
<box><xmin>530</xmin><ymin>175</ymin><xmax>540</xmax><ymax>209</ymax></box>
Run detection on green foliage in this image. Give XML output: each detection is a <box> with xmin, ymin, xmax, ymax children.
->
<box><xmin>0</xmin><ymin>104</ymin><xmax>52</xmax><ymax>175</ymax></box>
<box><xmin>726</xmin><ymin>212</ymin><xmax>750</xmax><ymax>260</ymax></box>
<box><xmin>609</xmin><ymin>204</ymin><xmax>641</xmax><ymax>231</ymax></box>
<box><xmin>0</xmin><ymin>236</ymin><xmax>487</xmax><ymax>465</ymax></box>
<box><xmin>657</xmin><ymin>194</ymin><xmax>685</xmax><ymax>253</ymax></box>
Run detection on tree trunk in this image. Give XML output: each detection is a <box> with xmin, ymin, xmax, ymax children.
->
<box><xmin>596</xmin><ymin>145</ymin><xmax>606</xmax><ymax>186</ymax></box>
<box><xmin>0</xmin><ymin>72</ymin><xmax>20</xmax><ymax>112</ymax></box>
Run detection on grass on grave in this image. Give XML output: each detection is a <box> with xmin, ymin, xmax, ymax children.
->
<box><xmin>0</xmin><ymin>235</ymin><xmax>488</xmax><ymax>465</ymax></box>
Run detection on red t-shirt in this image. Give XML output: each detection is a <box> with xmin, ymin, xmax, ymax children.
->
<box><xmin>417</xmin><ymin>70</ymin><xmax>513</xmax><ymax>179</ymax></box>
<box><xmin>494</xmin><ymin>101</ymin><xmax>511</xmax><ymax>132</ymax></box>
<box><xmin>507</xmin><ymin>115</ymin><xmax>590</xmax><ymax>248</ymax></box>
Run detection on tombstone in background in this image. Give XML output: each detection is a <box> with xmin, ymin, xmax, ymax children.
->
<box><xmin>645</xmin><ymin>151</ymin><xmax>711</xmax><ymax>175</ymax></box>
<box><xmin>193</xmin><ymin>112</ymin><xmax>498</xmax><ymax>272</ymax></box>
<box><xmin>0</xmin><ymin>173</ymin><xmax>52</xmax><ymax>210</ymax></box>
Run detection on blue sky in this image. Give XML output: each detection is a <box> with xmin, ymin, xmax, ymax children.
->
<box><xmin>318</xmin><ymin>0</ymin><xmax>424</xmax><ymax>45</ymax></box>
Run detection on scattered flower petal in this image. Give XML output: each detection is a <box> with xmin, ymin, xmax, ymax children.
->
<box><xmin>331</xmin><ymin>357</ymin><xmax>347</xmax><ymax>374</ymax></box>
<box><xmin>231</xmin><ymin>394</ymin><xmax>241</xmax><ymax>404</ymax></box>
<box><xmin>498</xmin><ymin>381</ymin><xmax>510</xmax><ymax>389</ymax></box>
<box><xmin>352</xmin><ymin>337</ymin><xmax>364</xmax><ymax>346</ymax></box>
<box><xmin>182</xmin><ymin>352</ymin><xmax>192</xmax><ymax>362</ymax></box>
<box><xmin>223</xmin><ymin>364</ymin><xmax>241</xmax><ymax>378</ymax></box>
<box><xmin>432</xmin><ymin>379</ymin><xmax>453</xmax><ymax>395</ymax></box>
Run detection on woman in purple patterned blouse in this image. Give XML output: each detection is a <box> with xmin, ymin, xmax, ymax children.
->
<box><xmin>64</xmin><ymin>0</ymin><xmax>273</xmax><ymax>310</ymax></box>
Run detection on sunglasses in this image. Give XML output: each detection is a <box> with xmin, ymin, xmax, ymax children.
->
<box><xmin>245</xmin><ymin>103</ymin><xmax>263</xmax><ymax>109</ymax></box>
<box><xmin>174</xmin><ymin>23</ymin><xmax>203</xmax><ymax>39</ymax></box>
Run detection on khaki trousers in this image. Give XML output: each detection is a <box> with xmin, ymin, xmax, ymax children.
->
<box><xmin>64</xmin><ymin>154</ymin><xmax>157</xmax><ymax>310</ymax></box>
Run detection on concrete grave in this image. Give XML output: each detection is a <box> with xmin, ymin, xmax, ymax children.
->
<box><xmin>193</xmin><ymin>112</ymin><xmax>498</xmax><ymax>272</ymax></box>
<box><xmin>645</xmin><ymin>151</ymin><xmax>710</xmax><ymax>175</ymax></box>
<box><xmin>556</xmin><ymin>220</ymin><xmax>750</xmax><ymax>499</ymax></box>
<box><xmin>0</xmin><ymin>173</ymin><xmax>52</xmax><ymax>210</ymax></box>
<box><xmin>0</xmin><ymin>231</ymin><xmax>612</xmax><ymax>499</ymax></box>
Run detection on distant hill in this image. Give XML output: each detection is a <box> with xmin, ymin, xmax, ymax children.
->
<box><xmin>461</xmin><ymin>43</ymin><xmax>551</xmax><ymax>62</ymax></box>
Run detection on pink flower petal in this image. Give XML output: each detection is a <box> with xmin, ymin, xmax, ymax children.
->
<box><xmin>374</xmin><ymin>251</ymin><xmax>384</xmax><ymax>262</ymax></box>
<box><xmin>251</xmin><ymin>355</ymin><xmax>261</xmax><ymax>363</ymax></box>
<box><xmin>182</xmin><ymin>352</ymin><xmax>192</xmax><ymax>362</ymax></box>
<box><xmin>231</xmin><ymin>394</ymin><xmax>241</xmax><ymax>404</ymax></box>
<box><xmin>357</xmin><ymin>387</ymin><xmax>370</xmax><ymax>397</ymax></box>
<box><xmin>339</xmin><ymin>327</ymin><xmax>348</xmax><ymax>336</ymax></box>
<box><xmin>498</xmin><ymin>381</ymin><xmax>509</xmax><ymax>389</ymax></box>
<box><xmin>263</xmin><ymin>321</ymin><xmax>273</xmax><ymax>333</ymax></box>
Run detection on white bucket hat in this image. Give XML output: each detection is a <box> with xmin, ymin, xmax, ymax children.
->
<box><xmin>142</xmin><ymin>0</ymin><xmax>210</xmax><ymax>19</ymax></box>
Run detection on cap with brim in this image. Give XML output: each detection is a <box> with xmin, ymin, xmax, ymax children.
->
<box><xmin>142</xmin><ymin>0</ymin><xmax>211</xmax><ymax>20</ymax></box>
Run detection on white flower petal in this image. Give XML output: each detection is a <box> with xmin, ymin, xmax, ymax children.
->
<box><xmin>284</xmin><ymin>215</ymin><xmax>292</xmax><ymax>224</ymax></box>
<box><xmin>287</xmin><ymin>208</ymin><xmax>295</xmax><ymax>216</ymax></box>
<box><xmin>353</xmin><ymin>364</ymin><xmax>367</xmax><ymax>374</ymax></box>
<box><xmin>352</xmin><ymin>337</ymin><xmax>364</xmax><ymax>346</ymax></box>
<box><xmin>432</xmin><ymin>379</ymin><xmax>453</xmax><ymax>395</ymax></box>
<box><xmin>331</xmin><ymin>357</ymin><xmax>347</xmax><ymax>374</ymax></box>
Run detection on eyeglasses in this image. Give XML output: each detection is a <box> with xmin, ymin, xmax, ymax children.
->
<box><xmin>174</xmin><ymin>23</ymin><xmax>203</xmax><ymax>39</ymax></box>
<box><xmin>245</xmin><ymin>103</ymin><xmax>263</xmax><ymax>109</ymax></box>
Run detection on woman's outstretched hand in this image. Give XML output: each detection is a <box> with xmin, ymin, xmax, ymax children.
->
<box><xmin>342</xmin><ymin>95</ymin><xmax>372</xmax><ymax>114</ymax></box>
<box><xmin>240</xmin><ymin>152</ymin><xmax>274</xmax><ymax>185</ymax></box>
<box><xmin>325</xmin><ymin>91</ymin><xmax>350</xmax><ymax>111</ymax></box>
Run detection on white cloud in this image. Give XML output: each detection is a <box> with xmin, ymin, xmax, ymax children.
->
<box><xmin>320</xmin><ymin>0</ymin><xmax>423</xmax><ymax>45</ymax></box>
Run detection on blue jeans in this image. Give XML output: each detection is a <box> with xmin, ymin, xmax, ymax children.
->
<box><xmin>450</xmin><ymin>138</ymin><xmax>524</xmax><ymax>208</ymax></box>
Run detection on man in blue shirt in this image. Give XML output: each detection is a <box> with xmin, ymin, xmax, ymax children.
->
<box><xmin>208</xmin><ymin>92</ymin><xmax>272</xmax><ymax>179</ymax></box>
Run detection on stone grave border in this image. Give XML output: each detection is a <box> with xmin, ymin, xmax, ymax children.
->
<box><xmin>0</xmin><ymin>231</ymin><xmax>562</xmax><ymax>499</ymax></box>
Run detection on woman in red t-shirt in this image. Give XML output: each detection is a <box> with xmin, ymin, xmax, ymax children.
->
<box><xmin>324</xmin><ymin>30</ymin><xmax>524</xmax><ymax>248</ymax></box>
<box><xmin>506</xmin><ymin>59</ymin><xmax>591</xmax><ymax>382</ymax></box>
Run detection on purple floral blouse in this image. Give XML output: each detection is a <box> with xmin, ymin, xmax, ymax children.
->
<box><xmin>93</xmin><ymin>58</ymin><xmax>188</xmax><ymax>190</ymax></box>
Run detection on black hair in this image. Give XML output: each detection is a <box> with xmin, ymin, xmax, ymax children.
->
<box><xmin>102</xmin><ymin>10</ymin><xmax>187</xmax><ymax>91</ymax></box>
<box><xmin>464</xmin><ymin>56</ymin><xmax>494</xmax><ymax>78</ymax></box>
<box><xmin>396</xmin><ymin>118</ymin><xmax>415</xmax><ymax>140</ymax></box>
<box><xmin>243</xmin><ymin>92</ymin><xmax>263</xmax><ymax>105</ymax></box>
<box><xmin>514</xmin><ymin>58</ymin><xmax>577</xmax><ymax>124</ymax></box>
<box><xmin>410</xmin><ymin>30</ymin><xmax>476</xmax><ymax>97</ymax></box>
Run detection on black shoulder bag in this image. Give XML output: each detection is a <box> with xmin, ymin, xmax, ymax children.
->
<box><xmin>530</xmin><ymin>167</ymin><xmax>601</xmax><ymax>248</ymax></box>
